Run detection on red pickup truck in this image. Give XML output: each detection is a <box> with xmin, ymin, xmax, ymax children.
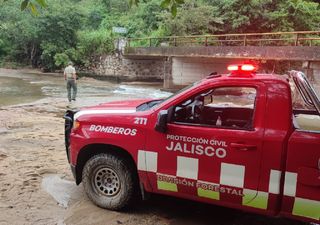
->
<box><xmin>64</xmin><ymin>65</ymin><xmax>320</xmax><ymax>223</ymax></box>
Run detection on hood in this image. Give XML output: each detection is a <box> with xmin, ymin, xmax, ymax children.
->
<box><xmin>82</xmin><ymin>98</ymin><xmax>153</xmax><ymax>111</ymax></box>
<box><xmin>73</xmin><ymin>99</ymin><xmax>152</xmax><ymax>120</ymax></box>
<box><xmin>96</xmin><ymin>99</ymin><xmax>153</xmax><ymax>109</ymax></box>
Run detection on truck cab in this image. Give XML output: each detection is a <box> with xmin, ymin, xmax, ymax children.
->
<box><xmin>65</xmin><ymin>65</ymin><xmax>320</xmax><ymax>223</ymax></box>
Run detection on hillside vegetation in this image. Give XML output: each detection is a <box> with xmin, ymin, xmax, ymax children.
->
<box><xmin>0</xmin><ymin>0</ymin><xmax>319</xmax><ymax>71</ymax></box>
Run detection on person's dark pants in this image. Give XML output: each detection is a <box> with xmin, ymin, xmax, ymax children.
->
<box><xmin>67</xmin><ymin>79</ymin><xmax>77</xmax><ymax>102</ymax></box>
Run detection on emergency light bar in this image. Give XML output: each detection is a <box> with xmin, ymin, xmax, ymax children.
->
<box><xmin>227</xmin><ymin>64</ymin><xmax>256</xmax><ymax>72</ymax></box>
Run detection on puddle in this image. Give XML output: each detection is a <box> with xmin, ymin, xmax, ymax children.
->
<box><xmin>41</xmin><ymin>175</ymin><xmax>77</xmax><ymax>208</ymax></box>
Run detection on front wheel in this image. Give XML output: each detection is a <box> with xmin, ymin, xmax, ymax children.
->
<box><xmin>82</xmin><ymin>153</ymin><xmax>136</xmax><ymax>210</ymax></box>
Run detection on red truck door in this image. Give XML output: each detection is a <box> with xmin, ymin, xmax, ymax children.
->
<box><xmin>283</xmin><ymin>131</ymin><xmax>320</xmax><ymax>222</ymax></box>
<box><xmin>282</xmin><ymin>71</ymin><xmax>320</xmax><ymax>222</ymax></box>
<box><xmin>143</xmin><ymin>81</ymin><xmax>268</xmax><ymax>210</ymax></box>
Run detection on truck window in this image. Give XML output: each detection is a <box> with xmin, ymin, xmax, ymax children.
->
<box><xmin>290</xmin><ymin>73</ymin><xmax>320</xmax><ymax>132</ymax></box>
<box><xmin>291</xmin><ymin>82</ymin><xmax>320</xmax><ymax>132</ymax></box>
<box><xmin>172</xmin><ymin>87</ymin><xmax>257</xmax><ymax>130</ymax></box>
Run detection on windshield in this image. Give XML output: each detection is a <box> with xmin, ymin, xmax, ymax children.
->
<box><xmin>136</xmin><ymin>81</ymin><xmax>201</xmax><ymax>111</ymax></box>
<box><xmin>162</xmin><ymin>81</ymin><xmax>201</xmax><ymax>102</ymax></box>
<box><xmin>290</xmin><ymin>71</ymin><xmax>320</xmax><ymax>114</ymax></box>
<box><xmin>290</xmin><ymin>71</ymin><xmax>320</xmax><ymax>132</ymax></box>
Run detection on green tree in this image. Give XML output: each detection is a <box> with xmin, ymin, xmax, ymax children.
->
<box><xmin>267</xmin><ymin>0</ymin><xmax>320</xmax><ymax>31</ymax></box>
<box><xmin>1</xmin><ymin>0</ymin><xmax>47</xmax><ymax>14</ymax></box>
<box><xmin>160</xmin><ymin>0</ymin><xmax>223</xmax><ymax>35</ymax></box>
<box><xmin>0</xmin><ymin>39</ymin><xmax>8</xmax><ymax>57</ymax></box>
<box><xmin>1</xmin><ymin>0</ymin><xmax>319</xmax><ymax>71</ymax></box>
<box><xmin>54</xmin><ymin>52</ymin><xmax>69</xmax><ymax>68</ymax></box>
<box><xmin>76</xmin><ymin>29</ymin><xmax>114</xmax><ymax>65</ymax></box>
<box><xmin>206</xmin><ymin>0</ymin><xmax>320</xmax><ymax>33</ymax></box>
<box><xmin>33</xmin><ymin>1</ymin><xmax>83</xmax><ymax>70</ymax></box>
<box><xmin>130</xmin><ymin>0</ymin><xmax>185</xmax><ymax>17</ymax></box>
<box><xmin>120</xmin><ymin>0</ymin><xmax>164</xmax><ymax>37</ymax></box>
<box><xmin>0</xmin><ymin>2</ymin><xmax>40</xmax><ymax>65</ymax></box>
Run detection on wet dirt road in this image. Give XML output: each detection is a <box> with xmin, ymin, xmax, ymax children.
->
<box><xmin>0</xmin><ymin>69</ymin><xmax>305</xmax><ymax>225</ymax></box>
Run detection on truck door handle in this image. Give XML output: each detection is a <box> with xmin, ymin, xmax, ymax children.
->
<box><xmin>230</xmin><ymin>143</ymin><xmax>256</xmax><ymax>151</ymax></box>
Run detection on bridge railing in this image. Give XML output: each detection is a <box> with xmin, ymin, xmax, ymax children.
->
<box><xmin>127</xmin><ymin>31</ymin><xmax>320</xmax><ymax>48</ymax></box>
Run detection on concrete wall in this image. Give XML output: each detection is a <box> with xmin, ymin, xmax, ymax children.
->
<box><xmin>91</xmin><ymin>54</ymin><xmax>165</xmax><ymax>81</ymax></box>
<box><xmin>165</xmin><ymin>58</ymin><xmax>320</xmax><ymax>90</ymax></box>
<box><xmin>169</xmin><ymin>57</ymin><xmax>244</xmax><ymax>87</ymax></box>
<box><xmin>126</xmin><ymin>46</ymin><xmax>320</xmax><ymax>61</ymax></box>
<box><xmin>88</xmin><ymin>54</ymin><xmax>320</xmax><ymax>91</ymax></box>
<box><xmin>303</xmin><ymin>61</ymin><xmax>320</xmax><ymax>84</ymax></box>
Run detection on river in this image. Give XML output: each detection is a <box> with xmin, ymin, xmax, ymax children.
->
<box><xmin>0</xmin><ymin>68</ymin><xmax>171</xmax><ymax>108</ymax></box>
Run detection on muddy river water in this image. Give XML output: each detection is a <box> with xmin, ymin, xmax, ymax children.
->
<box><xmin>0</xmin><ymin>69</ymin><xmax>170</xmax><ymax>107</ymax></box>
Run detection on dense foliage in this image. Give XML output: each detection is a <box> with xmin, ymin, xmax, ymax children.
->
<box><xmin>0</xmin><ymin>0</ymin><xmax>319</xmax><ymax>71</ymax></box>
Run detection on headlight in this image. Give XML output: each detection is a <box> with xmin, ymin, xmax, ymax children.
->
<box><xmin>73</xmin><ymin>120</ymin><xmax>80</xmax><ymax>130</ymax></box>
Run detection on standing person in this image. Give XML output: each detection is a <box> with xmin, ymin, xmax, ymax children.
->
<box><xmin>64</xmin><ymin>61</ymin><xmax>77</xmax><ymax>102</ymax></box>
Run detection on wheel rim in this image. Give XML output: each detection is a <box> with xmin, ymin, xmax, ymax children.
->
<box><xmin>93</xmin><ymin>167</ymin><xmax>121</xmax><ymax>197</ymax></box>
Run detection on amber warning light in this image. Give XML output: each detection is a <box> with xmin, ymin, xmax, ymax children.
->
<box><xmin>227</xmin><ymin>64</ymin><xmax>256</xmax><ymax>72</ymax></box>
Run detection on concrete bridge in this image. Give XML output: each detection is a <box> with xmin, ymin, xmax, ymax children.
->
<box><xmin>98</xmin><ymin>31</ymin><xmax>320</xmax><ymax>90</ymax></box>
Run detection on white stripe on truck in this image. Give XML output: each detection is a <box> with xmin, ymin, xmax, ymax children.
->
<box><xmin>74</xmin><ymin>109</ymin><xmax>136</xmax><ymax>120</ymax></box>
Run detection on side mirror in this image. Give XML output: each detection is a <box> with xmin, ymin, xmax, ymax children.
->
<box><xmin>155</xmin><ymin>110</ymin><xmax>168</xmax><ymax>133</ymax></box>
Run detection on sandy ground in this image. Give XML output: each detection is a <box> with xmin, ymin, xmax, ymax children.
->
<box><xmin>0</xmin><ymin>70</ymin><xmax>308</xmax><ymax>225</ymax></box>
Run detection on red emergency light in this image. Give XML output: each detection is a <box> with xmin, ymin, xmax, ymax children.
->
<box><xmin>227</xmin><ymin>64</ymin><xmax>256</xmax><ymax>72</ymax></box>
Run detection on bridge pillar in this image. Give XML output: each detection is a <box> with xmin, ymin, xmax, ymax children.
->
<box><xmin>303</xmin><ymin>61</ymin><xmax>320</xmax><ymax>83</ymax></box>
<box><xmin>163</xmin><ymin>57</ymin><xmax>174</xmax><ymax>90</ymax></box>
<box><xmin>164</xmin><ymin>57</ymin><xmax>243</xmax><ymax>90</ymax></box>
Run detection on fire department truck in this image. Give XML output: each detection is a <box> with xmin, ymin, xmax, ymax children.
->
<box><xmin>64</xmin><ymin>65</ymin><xmax>320</xmax><ymax>223</ymax></box>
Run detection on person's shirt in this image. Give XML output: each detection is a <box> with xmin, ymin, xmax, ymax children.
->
<box><xmin>64</xmin><ymin>65</ymin><xmax>76</xmax><ymax>79</ymax></box>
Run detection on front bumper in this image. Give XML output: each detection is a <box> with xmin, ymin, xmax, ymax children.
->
<box><xmin>64</xmin><ymin>110</ymin><xmax>76</xmax><ymax>162</ymax></box>
<box><xmin>64</xmin><ymin>110</ymin><xmax>79</xmax><ymax>184</ymax></box>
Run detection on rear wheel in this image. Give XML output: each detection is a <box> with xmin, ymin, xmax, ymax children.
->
<box><xmin>82</xmin><ymin>153</ymin><xmax>136</xmax><ymax>210</ymax></box>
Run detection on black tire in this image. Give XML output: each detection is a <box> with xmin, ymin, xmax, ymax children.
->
<box><xmin>82</xmin><ymin>153</ymin><xmax>136</xmax><ymax>210</ymax></box>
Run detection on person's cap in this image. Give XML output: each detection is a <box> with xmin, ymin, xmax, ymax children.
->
<box><xmin>68</xmin><ymin>61</ymin><xmax>73</xmax><ymax>65</ymax></box>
